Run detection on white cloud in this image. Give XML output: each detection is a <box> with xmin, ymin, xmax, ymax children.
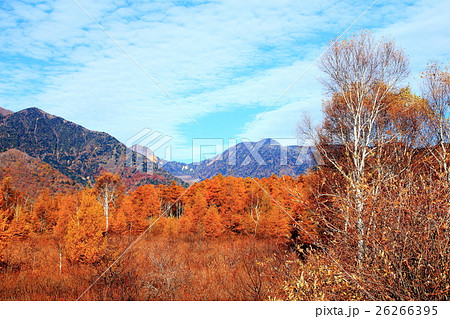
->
<box><xmin>239</xmin><ymin>0</ymin><xmax>450</xmax><ymax>147</ymax></box>
<box><xmin>0</xmin><ymin>0</ymin><xmax>449</xmax><ymax>162</ymax></box>
<box><xmin>373</xmin><ymin>0</ymin><xmax>450</xmax><ymax>88</ymax></box>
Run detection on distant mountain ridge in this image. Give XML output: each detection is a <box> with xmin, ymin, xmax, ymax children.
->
<box><xmin>133</xmin><ymin>138</ymin><xmax>319</xmax><ymax>183</ymax></box>
<box><xmin>0</xmin><ymin>107</ymin><xmax>317</xmax><ymax>187</ymax></box>
<box><xmin>0</xmin><ymin>107</ymin><xmax>186</xmax><ymax>188</ymax></box>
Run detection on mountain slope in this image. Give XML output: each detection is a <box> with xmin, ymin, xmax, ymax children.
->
<box><xmin>0</xmin><ymin>149</ymin><xmax>78</xmax><ymax>196</ymax></box>
<box><xmin>135</xmin><ymin>138</ymin><xmax>319</xmax><ymax>183</ymax></box>
<box><xmin>0</xmin><ymin>107</ymin><xmax>13</xmax><ymax>117</ymax></box>
<box><xmin>0</xmin><ymin>107</ymin><xmax>185</xmax><ymax>187</ymax></box>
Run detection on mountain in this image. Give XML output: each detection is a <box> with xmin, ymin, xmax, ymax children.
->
<box><xmin>0</xmin><ymin>107</ymin><xmax>13</xmax><ymax>117</ymax></box>
<box><xmin>134</xmin><ymin>138</ymin><xmax>319</xmax><ymax>183</ymax></box>
<box><xmin>0</xmin><ymin>107</ymin><xmax>186</xmax><ymax>187</ymax></box>
<box><xmin>0</xmin><ymin>149</ymin><xmax>78</xmax><ymax>196</ymax></box>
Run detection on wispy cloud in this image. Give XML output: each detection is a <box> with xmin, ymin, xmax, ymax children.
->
<box><xmin>0</xmin><ymin>0</ymin><xmax>448</xmax><ymax>162</ymax></box>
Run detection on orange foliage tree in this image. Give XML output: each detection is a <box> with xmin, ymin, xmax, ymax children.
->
<box><xmin>64</xmin><ymin>189</ymin><xmax>107</xmax><ymax>264</ymax></box>
<box><xmin>203</xmin><ymin>205</ymin><xmax>224</xmax><ymax>237</ymax></box>
<box><xmin>31</xmin><ymin>190</ymin><xmax>58</xmax><ymax>233</ymax></box>
<box><xmin>180</xmin><ymin>192</ymin><xmax>207</xmax><ymax>235</ymax></box>
<box><xmin>158</xmin><ymin>181</ymin><xmax>184</xmax><ymax>217</ymax></box>
<box><xmin>119</xmin><ymin>184</ymin><xmax>160</xmax><ymax>234</ymax></box>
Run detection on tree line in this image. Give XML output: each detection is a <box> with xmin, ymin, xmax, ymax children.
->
<box><xmin>0</xmin><ymin>172</ymin><xmax>320</xmax><ymax>266</ymax></box>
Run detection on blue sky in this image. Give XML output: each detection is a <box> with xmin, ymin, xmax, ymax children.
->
<box><xmin>0</xmin><ymin>0</ymin><xmax>449</xmax><ymax>162</ymax></box>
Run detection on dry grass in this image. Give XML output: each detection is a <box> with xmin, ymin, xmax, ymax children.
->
<box><xmin>0</xmin><ymin>234</ymin><xmax>300</xmax><ymax>301</ymax></box>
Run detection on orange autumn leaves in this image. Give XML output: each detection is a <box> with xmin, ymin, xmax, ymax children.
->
<box><xmin>0</xmin><ymin>178</ymin><xmax>28</xmax><ymax>245</ymax></box>
<box><xmin>0</xmin><ymin>172</ymin><xmax>318</xmax><ymax>267</ymax></box>
<box><xmin>64</xmin><ymin>190</ymin><xmax>106</xmax><ymax>264</ymax></box>
<box><xmin>117</xmin><ymin>175</ymin><xmax>316</xmax><ymax>241</ymax></box>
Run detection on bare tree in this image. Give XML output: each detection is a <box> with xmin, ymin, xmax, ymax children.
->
<box><xmin>316</xmin><ymin>32</ymin><xmax>409</xmax><ymax>264</ymax></box>
<box><xmin>249</xmin><ymin>190</ymin><xmax>261</xmax><ymax>236</ymax></box>
<box><xmin>94</xmin><ymin>172</ymin><xmax>123</xmax><ymax>233</ymax></box>
<box><xmin>422</xmin><ymin>62</ymin><xmax>450</xmax><ymax>182</ymax></box>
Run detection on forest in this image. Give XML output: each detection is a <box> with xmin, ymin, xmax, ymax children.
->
<box><xmin>0</xmin><ymin>33</ymin><xmax>449</xmax><ymax>301</ymax></box>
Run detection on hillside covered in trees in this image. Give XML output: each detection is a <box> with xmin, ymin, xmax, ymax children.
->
<box><xmin>0</xmin><ymin>107</ymin><xmax>186</xmax><ymax>188</ymax></box>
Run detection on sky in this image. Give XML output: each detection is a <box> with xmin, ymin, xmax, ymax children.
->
<box><xmin>0</xmin><ymin>0</ymin><xmax>449</xmax><ymax>163</ymax></box>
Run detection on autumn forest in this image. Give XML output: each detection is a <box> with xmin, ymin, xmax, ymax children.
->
<box><xmin>1</xmin><ymin>33</ymin><xmax>449</xmax><ymax>301</ymax></box>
